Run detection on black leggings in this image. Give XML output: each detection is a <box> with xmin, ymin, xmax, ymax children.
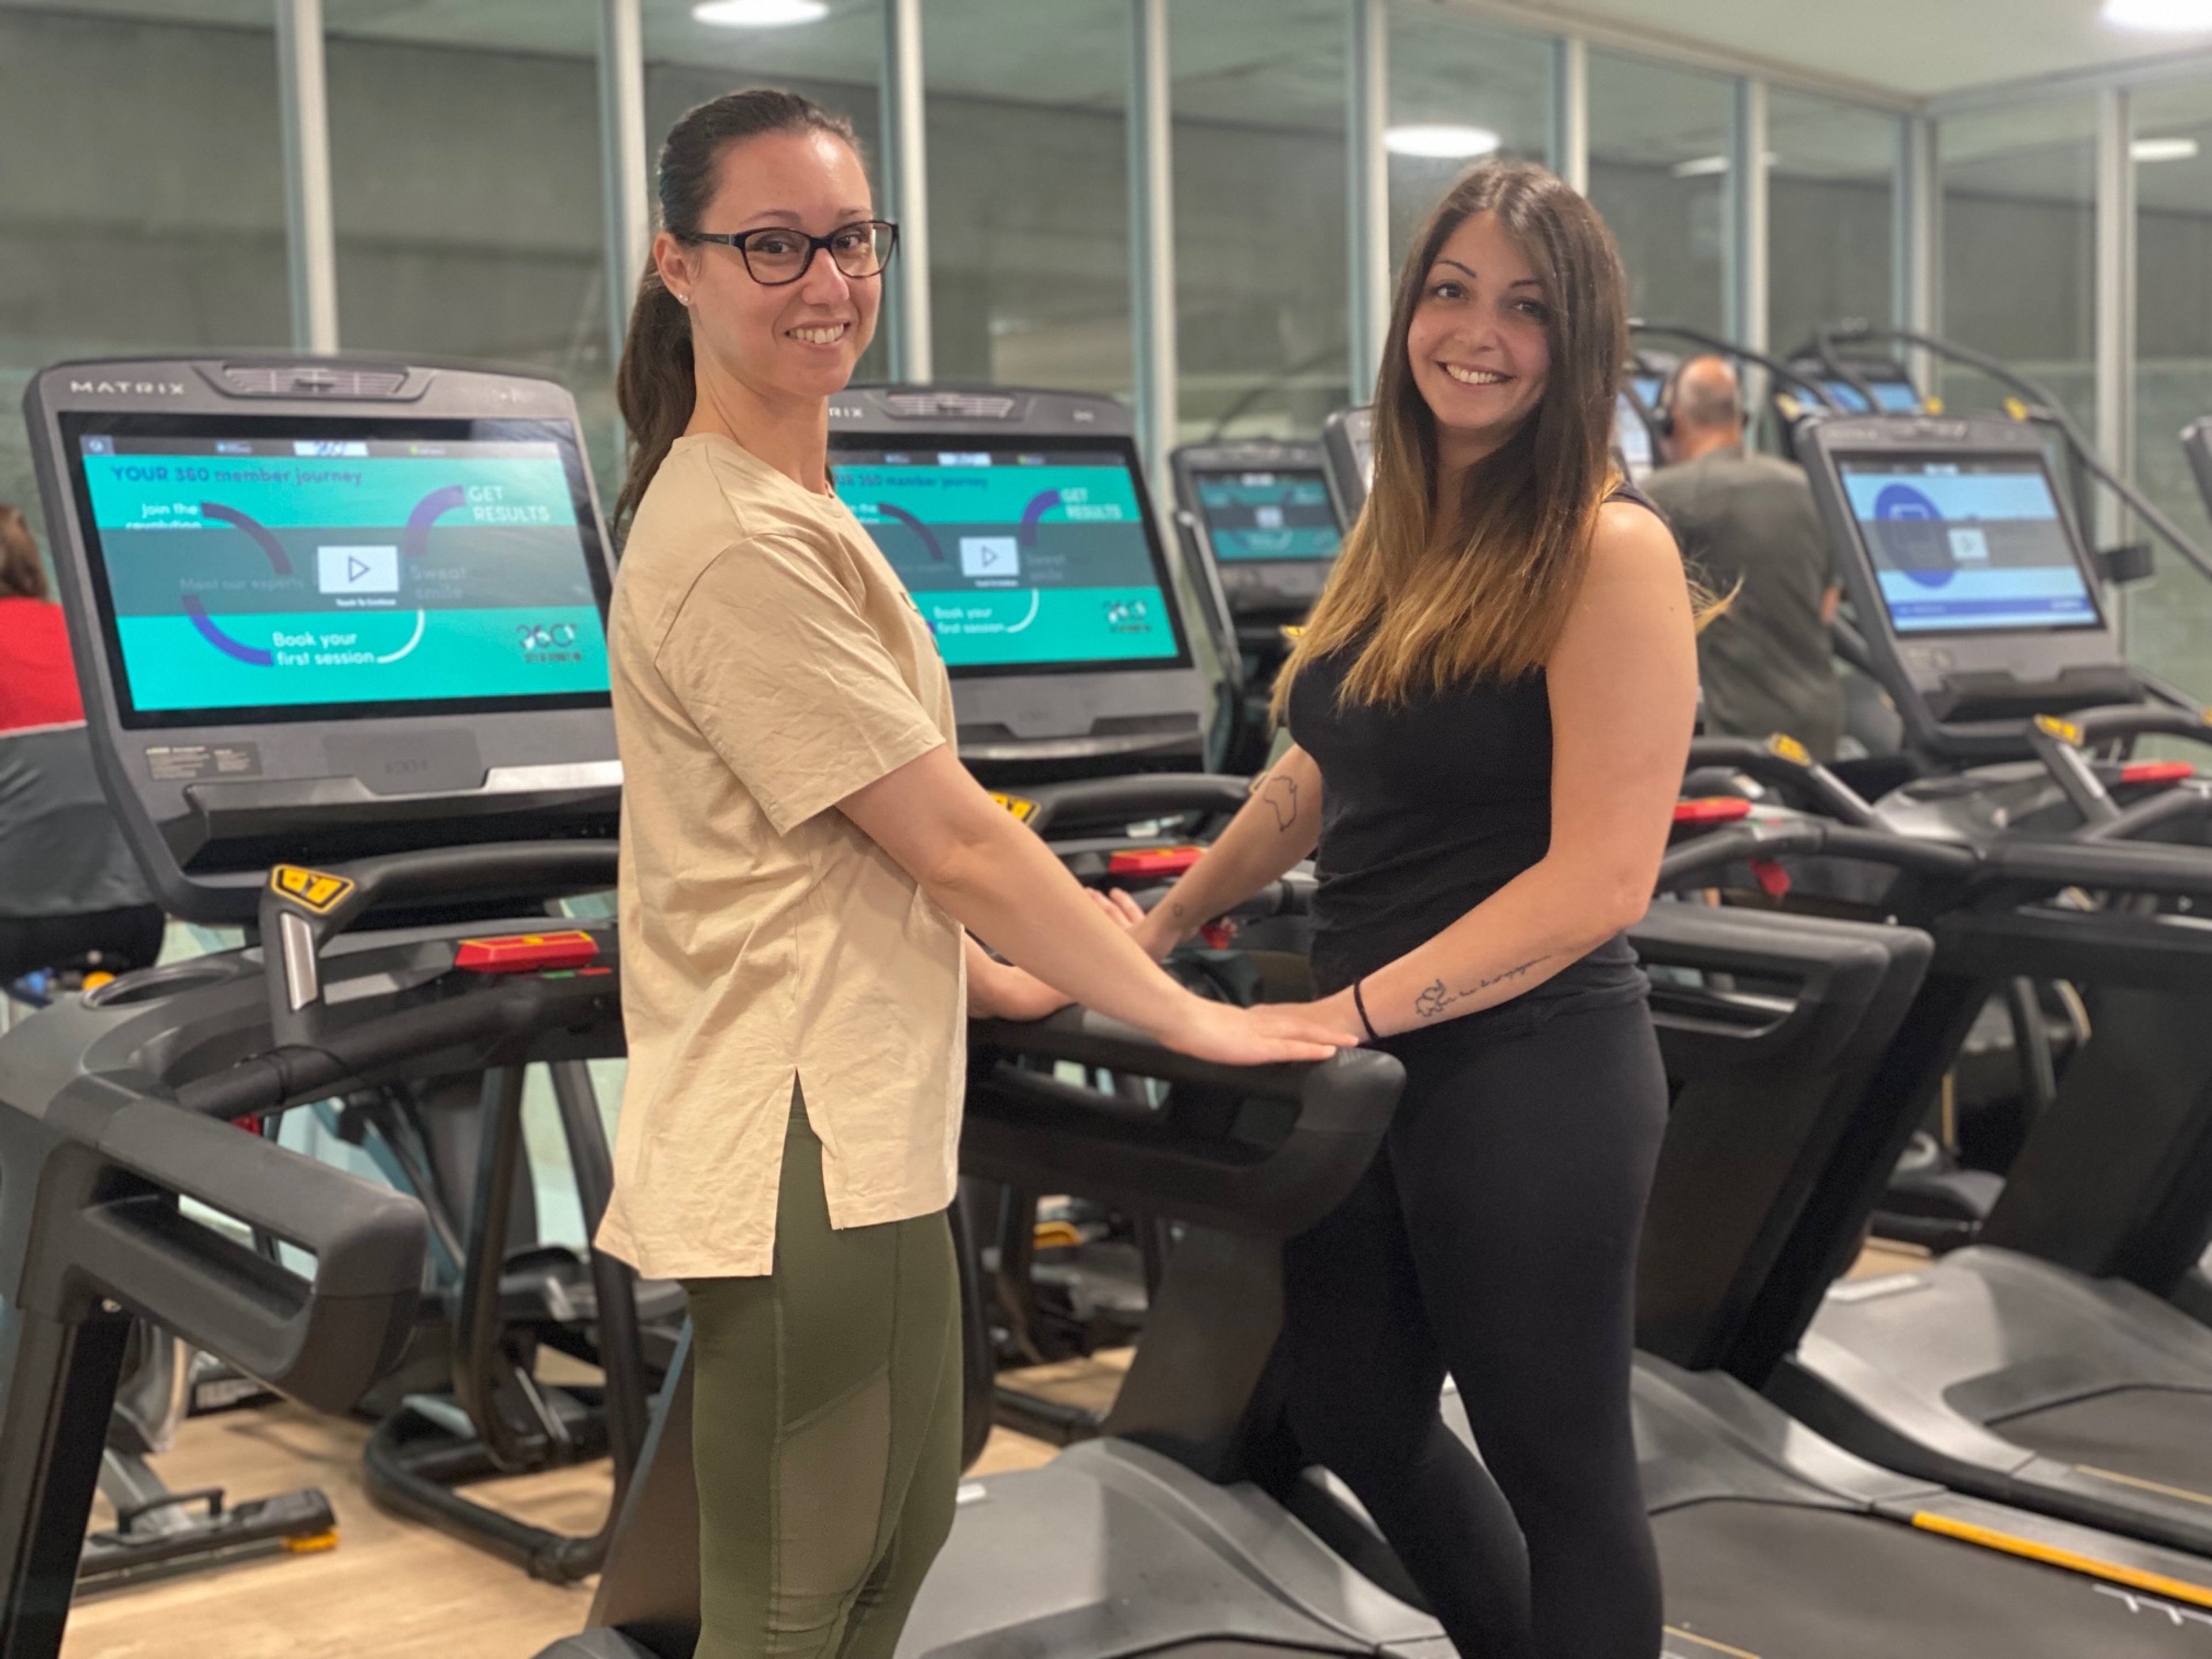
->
<box><xmin>1279</xmin><ymin>995</ymin><xmax>1668</xmax><ymax>1659</ymax></box>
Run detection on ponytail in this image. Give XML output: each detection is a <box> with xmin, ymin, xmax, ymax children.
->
<box><xmin>612</xmin><ymin>86</ymin><xmax>863</xmax><ymax>535</ymax></box>
<box><xmin>613</xmin><ymin>262</ymin><xmax>697</xmax><ymax>531</ymax></box>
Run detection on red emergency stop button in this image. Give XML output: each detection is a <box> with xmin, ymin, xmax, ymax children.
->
<box><xmin>2119</xmin><ymin>760</ymin><xmax>2194</xmax><ymax>786</ymax></box>
<box><xmin>1673</xmin><ymin>797</ymin><xmax>1753</xmax><ymax>824</ymax></box>
<box><xmin>454</xmin><ymin>930</ymin><xmax>600</xmax><ymax>975</ymax></box>
<box><xmin>1107</xmin><ymin>846</ymin><xmax>1206</xmax><ymax>878</ymax></box>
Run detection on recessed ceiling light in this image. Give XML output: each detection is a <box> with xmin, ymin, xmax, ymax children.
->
<box><xmin>2134</xmin><ymin>135</ymin><xmax>2203</xmax><ymax>162</ymax></box>
<box><xmin>2103</xmin><ymin>0</ymin><xmax>2212</xmax><ymax>31</ymax></box>
<box><xmin>1385</xmin><ymin>124</ymin><xmax>1502</xmax><ymax>160</ymax></box>
<box><xmin>693</xmin><ymin>0</ymin><xmax>829</xmax><ymax>26</ymax></box>
<box><xmin>1667</xmin><ymin>151</ymin><xmax>1777</xmax><ymax>179</ymax></box>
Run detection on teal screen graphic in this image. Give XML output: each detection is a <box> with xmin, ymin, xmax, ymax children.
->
<box><xmin>1192</xmin><ymin>470</ymin><xmax>1341</xmax><ymax>563</ymax></box>
<box><xmin>75</xmin><ymin>430</ymin><xmax>608</xmax><ymax>719</ymax></box>
<box><xmin>831</xmin><ymin>446</ymin><xmax>1183</xmax><ymax>671</ymax></box>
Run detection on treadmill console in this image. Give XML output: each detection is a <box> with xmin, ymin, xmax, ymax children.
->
<box><xmin>23</xmin><ymin>357</ymin><xmax>620</xmax><ymax>921</ymax></box>
<box><xmin>1786</xmin><ymin>355</ymin><xmax>1925</xmax><ymax>418</ymax></box>
<box><xmin>1319</xmin><ymin>406</ymin><xmax>1374</xmax><ymax>521</ymax></box>
<box><xmin>825</xmin><ymin>385</ymin><xmax>1207</xmax><ymax>779</ymax></box>
<box><xmin>1168</xmin><ymin>441</ymin><xmax>1343</xmax><ymax>620</ymax></box>
<box><xmin>1796</xmin><ymin>412</ymin><xmax>2137</xmax><ymax>760</ymax></box>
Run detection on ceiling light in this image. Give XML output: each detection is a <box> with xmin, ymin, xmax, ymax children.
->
<box><xmin>1385</xmin><ymin>124</ymin><xmax>1502</xmax><ymax>160</ymax></box>
<box><xmin>693</xmin><ymin>0</ymin><xmax>829</xmax><ymax>26</ymax></box>
<box><xmin>1667</xmin><ymin>151</ymin><xmax>1777</xmax><ymax>179</ymax></box>
<box><xmin>2103</xmin><ymin>0</ymin><xmax>2212</xmax><ymax>31</ymax></box>
<box><xmin>2134</xmin><ymin>135</ymin><xmax>2203</xmax><ymax>162</ymax></box>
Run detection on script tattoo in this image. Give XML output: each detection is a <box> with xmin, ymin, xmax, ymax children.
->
<box><xmin>1259</xmin><ymin>773</ymin><xmax>1301</xmax><ymax>832</ymax></box>
<box><xmin>1412</xmin><ymin>956</ymin><xmax>1550</xmax><ymax>1022</ymax></box>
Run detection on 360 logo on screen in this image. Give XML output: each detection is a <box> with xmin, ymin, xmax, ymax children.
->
<box><xmin>516</xmin><ymin>621</ymin><xmax>585</xmax><ymax>664</ymax></box>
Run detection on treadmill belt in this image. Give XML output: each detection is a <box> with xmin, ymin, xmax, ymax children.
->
<box><xmin>1654</xmin><ymin>1500</ymin><xmax>2209</xmax><ymax>1658</ymax></box>
<box><xmin>1994</xmin><ymin>1387</ymin><xmax>2212</xmax><ymax>1506</ymax></box>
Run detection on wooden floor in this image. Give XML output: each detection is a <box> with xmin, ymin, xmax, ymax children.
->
<box><xmin>59</xmin><ymin>1377</ymin><xmax>1071</xmax><ymax>1659</ymax></box>
<box><xmin>59</xmin><ymin>1247</ymin><xmax>1925</xmax><ymax>1658</ymax></box>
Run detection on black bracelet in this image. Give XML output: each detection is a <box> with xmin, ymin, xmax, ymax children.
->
<box><xmin>1351</xmin><ymin>977</ymin><xmax>1380</xmax><ymax>1044</ymax></box>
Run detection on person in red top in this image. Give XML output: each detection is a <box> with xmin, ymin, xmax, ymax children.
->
<box><xmin>0</xmin><ymin>503</ymin><xmax>163</xmax><ymax>984</ymax></box>
<box><xmin>0</xmin><ymin>503</ymin><xmax>93</xmax><ymax>731</ymax></box>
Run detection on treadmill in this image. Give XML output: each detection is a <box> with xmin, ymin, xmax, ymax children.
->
<box><xmin>1782</xmin><ymin>351</ymin><xmax>1928</xmax><ymax>419</ymax></box>
<box><xmin>1725</xmin><ymin>406</ymin><xmax>2212</xmax><ymax>1556</ymax></box>
<box><xmin>1166</xmin><ymin>441</ymin><xmax>1345</xmax><ymax>772</ymax></box>
<box><xmin>7</xmin><ymin>355</ymin><xmax>677</xmax><ymax>1582</ymax></box>
<box><xmin>540</xmin><ymin>799</ymin><xmax>2212</xmax><ymax>1659</ymax></box>
<box><xmin>0</xmin><ymin>353</ymin><xmax>656</xmax><ymax>1653</ymax></box>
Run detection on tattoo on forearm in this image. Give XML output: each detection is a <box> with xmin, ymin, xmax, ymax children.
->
<box><xmin>1412</xmin><ymin>956</ymin><xmax>1550</xmax><ymax>1021</ymax></box>
<box><xmin>1169</xmin><ymin>900</ymin><xmax>1189</xmax><ymax>922</ymax></box>
<box><xmin>1259</xmin><ymin>774</ymin><xmax>1300</xmax><ymax>832</ymax></box>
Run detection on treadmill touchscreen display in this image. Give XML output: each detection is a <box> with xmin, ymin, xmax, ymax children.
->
<box><xmin>1839</xmin><ymin>453</ymin><xmax>2100</xmax><ymax>634</ymax></box>
<box><xmin>66</xmin><ymin>415</ymin><xmax>610</xmax><ymax>727</ymax></box>
<box><xmin>1192</xmin><ymin>470</ymin><xmax>1341</xmax><ymax>563</ymax></box>
<box><xmin>1614</xmin><ymin>392</ymin><xmax>1654</xmax><ymax>471</ymax></box>
<box><xmin>1819</xmin><ymin>377</ymin><xmax>1923</xmax><ymax>415</ymax></box>
<box><xmin>832</xmin><ymin>442</ymin><xmax>1185</xmax><ymax>672</ymax></box>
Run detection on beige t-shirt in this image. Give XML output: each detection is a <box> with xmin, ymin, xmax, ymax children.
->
<box><xmin>595</xmin><ymin>433</ymin><xmax>965</xmax><ymax>1281</ymax></box>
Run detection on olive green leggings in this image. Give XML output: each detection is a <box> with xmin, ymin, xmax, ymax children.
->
<box><xmin>683</xmin><ymin>1090</ymin><xmax>963</xmax><ymax>1659</ymax></box>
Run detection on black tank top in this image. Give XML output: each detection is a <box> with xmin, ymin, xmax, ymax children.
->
<box><xmin>1286</xmin><ymin>486</ymin><xmax>1657</xmax><ymax>1007</ymax></box>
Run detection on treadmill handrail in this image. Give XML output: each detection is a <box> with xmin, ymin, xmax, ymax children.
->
<box><xmin>178</xmin><ymin>974</ymin><xmax>620</xmax><ymax>1120</ymax></box>
<box><xmin>962</xmin><ymin>1009</ymin><xmax>1403</xmax><ymax>1236</ymax></box>
<box><xmin>1657</xmin><ymin>818</ymin><xmax>1980</xmax><ymax>888</ymax></box>
<box><xmin>259</xmin><ymin>842</ymin><xmax>619</xmax><ymax>1046</ymax></box>
<box><xmin>1685</xmin><ymin>737</ymin><xmax>1881</xmax><ymax>827</ymax></box>
<box><xmin>1020</xmin><ymin>774</ymin><xmax>1255</xmax><ymax>838</ymax></box>
<box><xmin>50</xmin><ymin>1095</ymin><xmax>425</xmax><ymax>1414</ymax></box>
<box><xmin>1982</xmin><ymin>836</ymin><xmax>2212</xmax><ymax>905</ymax></box>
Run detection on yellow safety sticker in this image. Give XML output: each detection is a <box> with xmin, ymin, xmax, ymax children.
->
<box><xmin>1279</xmin><ymin>623</ymin><xmax>1307</xmax><ymax>642</ymax></box>
<box><xmin>2003</xmin><ymin>396</ymin><xmax>2032</xmax><ymax>423</ymax></box>
<box><xmin>284</xmin><ymin>1529</ymin><xmax>340</xmax><ymax>1554</ymax></box>
<box><xmin>2033</xmin><ymin>713</ymin><xmax>2084</xmax><ymax>747</ymax></box>
<box><xmin>1911</xmin><ymin>1510</ymin><xmax>2212</xmax><ymax>1608</ymax></box>
<box><xmin>989</xmin><ymin>791</ymin><xmax>1038</xmax><ymax>823</ymax></box>
<box><xmin>271</xmin><ymin>864</ymin><xmax>356</xmax><ymax>915</ymax></box>
<box><xmin>1765</xmin><ymin>733</ymin><xmax>1812</xmax><ymax>767</ymax></box>
<box><xmin>1925</xmin><ymin>396</ymin><xmax>1945</xmax><ymax>415</ymax></box>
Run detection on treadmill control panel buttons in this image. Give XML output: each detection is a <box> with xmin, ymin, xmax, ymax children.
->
<box><xmin>270</xmin><ymin>863</ymin><xmax>357</xmax><ymax>915</ymax></box>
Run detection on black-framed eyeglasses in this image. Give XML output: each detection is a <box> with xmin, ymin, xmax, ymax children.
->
<box><xmin>680</xmin><ymin>220</ymin><xmax>898</xmax><ymax>286</ymax></box>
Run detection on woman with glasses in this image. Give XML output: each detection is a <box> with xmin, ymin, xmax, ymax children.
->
<box><xmin>595</xmin><ymin>88</ymin><xmax>1343</xmax><ymax>1659</ymax></box>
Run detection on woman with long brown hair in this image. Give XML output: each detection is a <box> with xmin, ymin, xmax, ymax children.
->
<box><xmin>1129</xmin><ymin>161</ymin><xmax>1699</xmax><ymax>1657</ymax></box>
<box><xmin>593</xmin><ymin>88</ymin><xmax>1343</xmax><ymax>1659</ymax></box>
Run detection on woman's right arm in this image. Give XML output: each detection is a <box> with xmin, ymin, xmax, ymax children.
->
<box><xmin>1127</xmin><ymin>745</ymin><xmax>1324</xmax><ymax>959</ymax></box>
<box><xmin>838</xmin><ymin>745</ymin><xmax>1341</xmax><ymax>1067</ymax></box>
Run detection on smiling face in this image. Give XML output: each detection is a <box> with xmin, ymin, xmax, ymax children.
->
<box><xmin>654</xmin><ymin>127</ymin><xmax>881</xmax><ymax>408</ymax></box>
<box><xmin>1403</xmin><ymin>210</ymin><xmax>1552</xmax><ymax>477</ymax></box>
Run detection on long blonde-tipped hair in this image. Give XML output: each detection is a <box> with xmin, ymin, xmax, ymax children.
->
<box><xmin>1275</xmin><ymin>161</ymin><xmax>1639</xmax><ymax>715</ymax></box>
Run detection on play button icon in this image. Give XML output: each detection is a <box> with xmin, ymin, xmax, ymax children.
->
<box><xmin>318</xmin><ymin>544</ymin><xmax>400</xmax><ymax>596</ymax></box>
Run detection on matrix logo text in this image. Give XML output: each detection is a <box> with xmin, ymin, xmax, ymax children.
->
<box><xmin>69</xmin><ymin>380</ymin><xmax>187</xmax><ymax>396</ymax></box>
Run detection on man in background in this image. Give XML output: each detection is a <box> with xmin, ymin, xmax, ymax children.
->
<box><xmin>1644</xmin><ymin>356</ymin><xmax>1846</xmax><ymax>762</ymax></box>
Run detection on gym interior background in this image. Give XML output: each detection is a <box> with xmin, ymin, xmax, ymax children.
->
<box><xmin>2</xmin><ymin>0</ymin><xmax>2211</xmax><ymax>1211</ymax></box>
